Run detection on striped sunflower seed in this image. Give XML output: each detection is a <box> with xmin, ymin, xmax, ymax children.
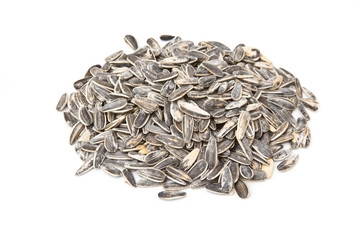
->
<box><xmin>57</xmin><ymin>35</ymin><xmax>318</xmax><ymax>200</ymax></box>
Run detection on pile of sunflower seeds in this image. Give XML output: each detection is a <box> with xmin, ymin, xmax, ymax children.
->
<box><xmin>56</xmin><ymin>35</ymin><xmax>319</xmax><ymax>200</ymax></box>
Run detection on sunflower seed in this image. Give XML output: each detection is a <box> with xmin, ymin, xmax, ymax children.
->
<box><xmin>236</xmin><ymin>111</ymin><xmax>250</xmax><ymax>142</ymax></box>
<box><xmin>94</xmin><ymin>105</ymin><xmax>106</xmax><ymax>130</ymax></box>
<box><xmin>138</xmin><ymin>168</ymin><xmax>166</xmax><ymax>183</ymax></box>
<box><xmin>101</xmin><ymin>98</ymin><xmax>127</xmax><ymax>112</ymax></box>
<box><xmin>273</xmin><ymin>149</ymin><xmax>292</xmax><ymax>162</ymax></box>
<box><xmin>146</xmin><ymin>38</ymin><xmax>161</xmax><ymax>51</ymax></box>
<box><xmin>145</xmin><ymin>150</ymin><xmax>169</xmax><ymax>165</ymax></box>
<box><xmin>160</xmin><ymin>35</ymin><xmax>175</xmax><ymax>41</ymax></box>
<box><xmin>239</xmin><ymin>137</ymin><xmax>253</xmax><ymax>161</ymax></box>
<box><xmin>69</xmin><ymin>122</ymin><xmax>85</xmax><ymax>145</ymax></box>
<box><xmin>64</xmin><ymin>111</ymin><xmax>78</xmax><ymax>127</ymax></box>
<box><xmin>124</xmin><ymin>132</ymin><xmax>144</xmax><ymax>148</ymax></box>
<box><xmin>229</xmin><ymin>162</ymin><xmax>240</xmax><ymax>183</ymax></box>
<box><xmin>134</xmin><ymin>110</ymin><xmax>150</xmax><ymax>128</ymax></box>
<box><xmin>78</xmin><ymin>106</ymin><xmax>93</xmax><ymax>126</ymax></box>
<box><xmin>105</xmin><ymin>151</ymin><xmax>132</xmax><ymax>160</ymax></box>
<box><xmin>168</xmin><ymin>85</ymin><xmax>193</xmax><ymax>101</ymax></box>
<box><xmin>250</xmin><ymin>169</ymin><xmax>267</xmax><ymax>181</ymax></box>
<box><xmin>124</xmin><ymin>35</ymin><xmax>138</xmax><ymax>50</ymax></box>
<box><xmin>205</xmin><ymin>137</ymin><xmax>218</xmax><ymax>171</ymax></box>
<box><xmin>220</xmin><ymin>166</ymin><xmax>233</xmax><ymax>193</ymax></box>
<box><xmin>100</xmin><ymin>162</ymin><xmax>123</xmax><ymax>177</ymax></box>
<box><xmin>155</xmin><ymin>134</ymin><xmax>185</xmax><ymax>149</ymax></box>
<box><xmin>270</xmin><ymin>122</ymin><xmax>289</xmax><ymax>141</ymax></box>
<box><xmin>93</xmin><ymin>143</ymin><xmax>106</xmax><ymax>169</ymax></box>
<box><xmin>75</xmin><ymin>158</ymin><xmax>94</xmax><ymax>176</ymax></box>
<box><xmin>187</xmin><ymin>160</ymin><xmax>208</xmax><ymax>180</ymax></box>
<box><xmin>201</xmin><ymin>62</ymin><xmax>224</xmax><ymax>77</ymax></box>
<box><xmin>58</xmin><ymin>35</ymin><xmax>318</xmax><ymax>200</ymax></box>
<box><xmin>166</xmin><ymin>166</ymin><xmax>192</xmax><ymax>182</ymax></box>
<box><xmin>252</xmin><ymin>139</ymin><xmax>272</xmax><ymax>159</ymax></box>
<box><xmin>123</xmin><ymin>169</ymin><xmax>136</xmax><ymax>187</ymax></box>
<box><xmin>166</xmin><ymin>174</ymin><xmax>187</xmax><ymax>186</ymax></box>
<box><xmin>56</xmin><ymin>93</ymin><xmax>68</xmax><ymax>111</ymax></box>
<box><xmin>277</xmin><ymin>154</ymin><xmax>299</xmax><ymax>172</ymax></box>
<box><xmin>231</xmin><ymin>82</ymin><xmax>242</xmax><ymax>101</ymax></box>
<box><xmin>183</xmin><ymin>115</ymin><xmax>194</xmax><ymax>144</ymax></box>
<box><xmin>158</xmin><ymin>191</ymin><xmax>186</xmax><ymax>200</ymax></box>
<box><xmin>104</xmin><ymin>130</ymin><xmax>118</xmax><ymax>153</ymax></box>
<box><xmin>134</xmin><ymin>97</ymin><xmax>158</xmax><ymax>113</ymax></box>
<box><xmin>154</xmin><ymin>157</ymin><xmax>179</xmax><ymax>170</ymax></box>
<box><xmin>136</xmin><ymin>179</ymin><xmax>163</xmax><ymax>188</ymax></box>
<box><xmin>163</xmin><ymin>182</ymin><xmax>188</xmax><ymax>191</ymax></box>
<box><xmin>234</xmin><ymin>180</ymin><xmax>249</xmax><ymax>199</ymax></box>
<box><xmin>205</xmin><ymin>183</ymin><xmax>231</xmax><ymax>195</ymax></box>
<box><xmin>240</xmin><ymin>165</ymin><xmax>254</xmax><ymax>179</ymax></box>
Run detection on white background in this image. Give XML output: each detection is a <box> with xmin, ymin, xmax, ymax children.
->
<box><xmin>1</xmin><ymin>0</ymin><xmax>359</xmax><ymax>239</ymax></box>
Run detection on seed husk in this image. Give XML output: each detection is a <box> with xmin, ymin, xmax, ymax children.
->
<box><xmin>124</xmin><ymin>132</ymin><xmax>144</xmax><ymax>148</ymax></box>
<box><xmin>179</xmin><ymin>102</ymin><xmax>210</xmax><ymax>119</ymax></box>
<box><xmin>261</xmin><ymin>158</ymin><xmax>274</xmax><ymax>178</ymax></box>
<box><xmin>179</xmin><ymin>148</ymin><xmax>200</xmax><ymax>171</ymax></box>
